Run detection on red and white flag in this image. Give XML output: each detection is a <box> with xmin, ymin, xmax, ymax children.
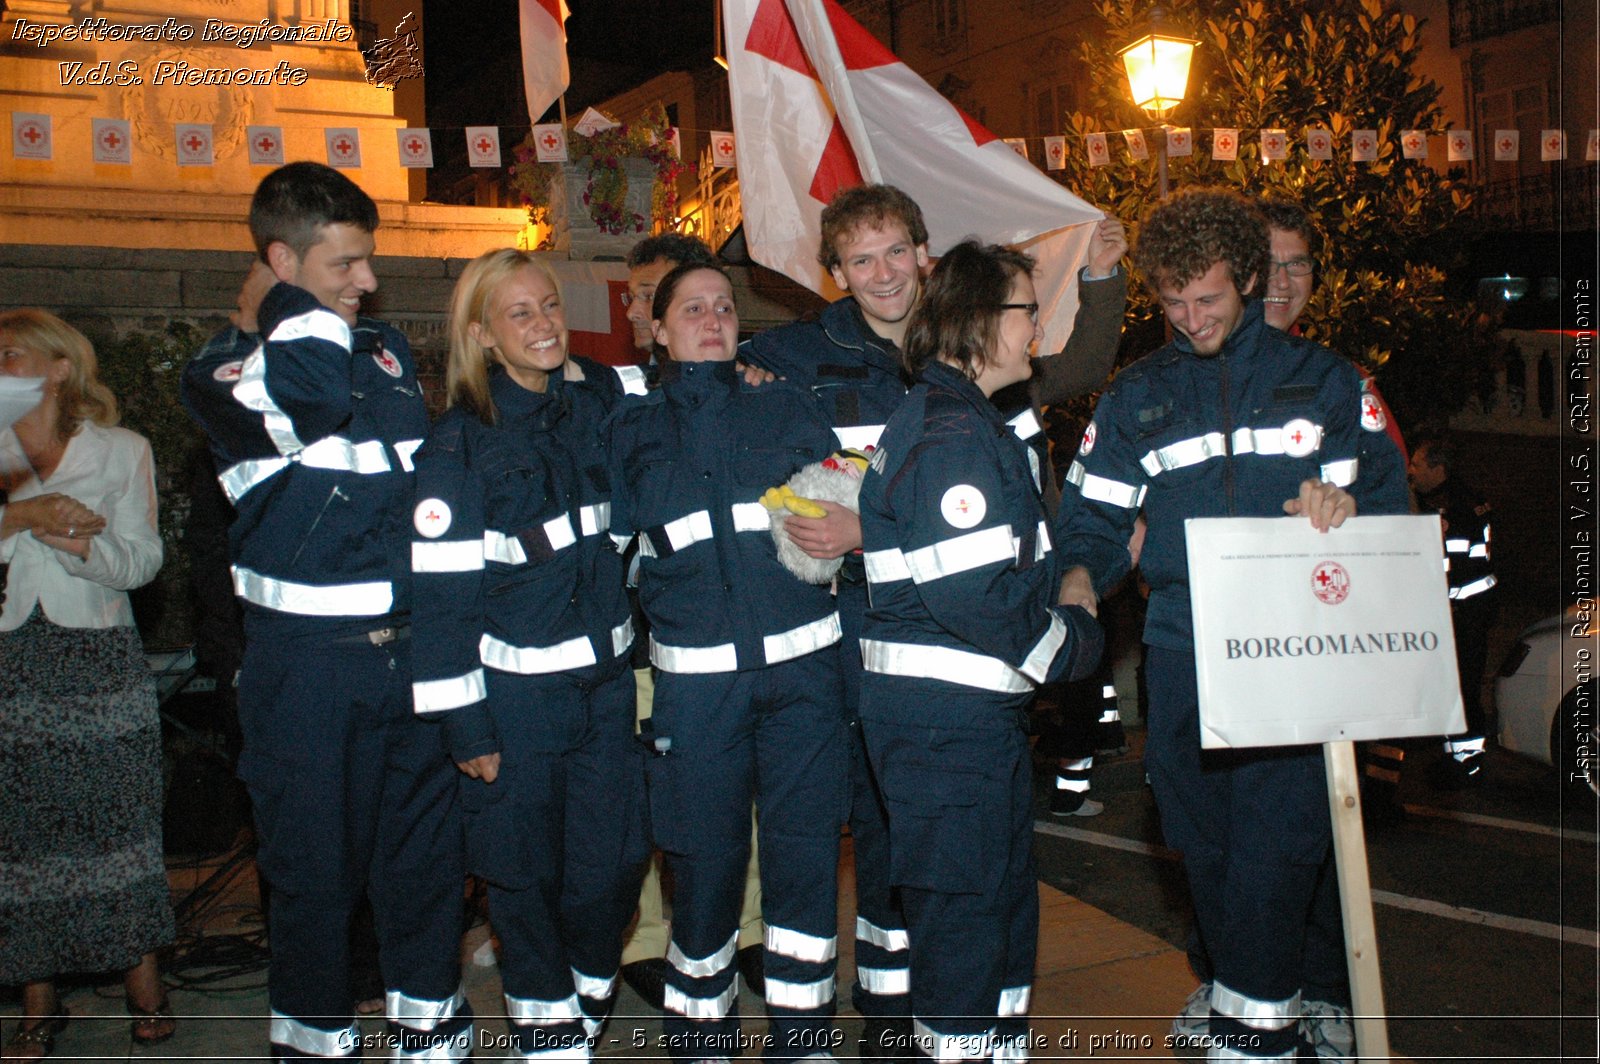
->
<box><xmin>1123</xmin><ymin>129</ymin><xmax>1148</xmax><ymax>161</ymax></box>
<box><xmin>1446</xmin><ymin>129</ymin><xmax>1473</xmax><ymax>163</ymax></box>
<box><xmin>247</xmin><ymin>125</ymin><xmax>285</xmax><ymax>166</ymax></box>
<box><xmin>722</xmin><ymin>0</ymin><xmax>1097</xmax><ymax>353</ymax></box>
<box><xmin>711</xmin><ymin>131</ymin><xmax>737</xmax><ymax>168</ymax></box>
<box><xmin>520</xmin><ymin>0</ymin><xmax>571</xmax><ymax>123</ymax></box>
<box><xmin>1401</xmin><ymin>130</ymin><xmax>1427</xmax><ymax>160</ymax></box>
<box><xmin>666</xmin><ymin>127</ymin><xmax>683</xmax><ymax>160</ymax></box>
<box><xmin>326</xmin><ymin>128</ymin><xmax>361</xmax><ymax>168</ymax></box>
<box><xmin>1351</xmin><ymin>129</ymin><xmax>1378</xmax><ymax>163</ymax></box>
<box><xmin>1003</xmin><ymin>137</ymin><xmax>1029</xmax><ymax>161</ymax></box>
<box><xmin>1212</xmin><ymin>128</ymin><xmax>1238</xmax><ymax>161</ymax></box>
<box><xmin>1305</xmin><ymin>127</ymin><xmax>1333</xmax><ymax>161</ymax></box>
<box><xmin>1493</xmin><ymin>130</ymin><xmax>1519</xmax><ymax>162</ymax></box>
<box><xmin>1043</xmin><ymin>135</ymin><xmax>1066</xmax><ymax>171</ymax></box>
<box><xmin>532</xmin><ymin>122</ymin><xmax>568</xmax><ymax>162</ymax></box>
<box><xmin>1086</xmin><ymin>132</ymin><xmax>1110</xmax><ymax>167</ymax></box>
<box><xmin>176</xmin><ymin>123</ymin><xmax>215</xmax><ymax>167</ymax></box>
<box><xmin>397</xmin><ymin>128</ymin><xmax>434</xmax><ymax>168</ymax></box>
<box><xmin>1260</xmin><ymin>129</ymin><xmax>1287</xmax><ymax>161</ymax></box>
<box><xmin>92</xmin><ymin>118</ymin><xmax>131</xmax><ymax>164</ymax></box>
<box><xmin>12</xmin><ymin>113</ymin><xmax>52</xmax><ymax>160</ymax></box>
<box><xmin>1540</xmin><ymin>129</ymin><xmax>1566</xmax><ymax>162</ymax></box>
<box><xmin>1165</xmin><ymin>128</ymin><xmax>1192</xmax><ymax>157</ymax></box>
<box><xmin>466</xmin><ymin>126</ymin><xmax>502</xmax><ymax>168</ymax></box>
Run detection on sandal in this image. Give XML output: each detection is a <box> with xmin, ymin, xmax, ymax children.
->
<box><xmin>2</xmin><ymin>1010</ymin><xmax>68</xmax><ymax>1062</ymax></box>
<box><xmin>126</xmin><ymin>995</ymin><xmax>175</xmax><ymax>1046</ymax></box>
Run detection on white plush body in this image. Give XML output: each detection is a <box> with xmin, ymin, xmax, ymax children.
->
<box><xmin>770</xmin><ymin>458</ymin><xmax>865</xmax><ymax>584</ymax></box>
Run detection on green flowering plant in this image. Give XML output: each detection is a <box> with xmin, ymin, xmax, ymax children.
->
<box><xmin>511</xmin><ymin>104</ymin><xmax>694</xmax><ymax>235</ymax></box>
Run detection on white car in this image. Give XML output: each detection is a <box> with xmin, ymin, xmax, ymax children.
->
<box><xmin>1495</xmin><ymin>606</ymin><xmax>1598</xmax><ymax>796</ymax></box>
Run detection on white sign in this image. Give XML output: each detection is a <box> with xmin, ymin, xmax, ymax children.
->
<box><xmin>466</xmin><ymin>125</ymin><xmax>502</xmax><ymax>167</ymax></box>
<box><xmin>247</xmin><ymin>126</ymin><xmax>285</xmax><ymax>166</ymax></box>
<box><xmin>92</xmin><ymin>118</ymin><xmax>132</xmax><ymax>164</ymax></box>
<box><xmin>397</xmin><ymin>128</ymin><xmax>434</xmax><ymax>168</ymax></box>
<box><xmin>1185</xmin><ymin>515</ymin><xmax>1464</xmax><ymax>749</ymax></box>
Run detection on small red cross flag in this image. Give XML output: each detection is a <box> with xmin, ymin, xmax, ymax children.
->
<box><xmin>175</xmin><ymin>123</ymin><xmax>215</xmax><ymax>166</ymax></box>
<box><xmin>1401</xmin><ymin>130</ymin><xmax>1428</xmax><ymax>160</ymax></box>
<box><xmin>1003</xmin><ymin>137</ymin><xmax>1029</xmax><ymax>161</ymax></box>
<box><xmin>1260</xmin><ymin>129</ymin><xmax>1287</xmax><ymax>161</ymax></box>
<box><xmin>572</xmin><ymin>106</ymin><xmax>619</xmax><ymax>137</ymax></box>
<box><xmin>12</xmin><ymin>112</ymin><xmax>52</xmax><ymax>161</ymax></box>
<box><xmin>1165</xmin><ymin>127</ymin><xmax>1192</xmax><ymax>157</ymax></box>
<box><xmin>1043</xmin><ymin>135</ymin><xmax>1066</xmax><ymax>171</ymax></box>
<box><xmin>1212</xmin><ymin>128</ymin><xmax>1238</xmax><ymax>161</ymax></box>
<box><xmin>1446</xmin><ymin>129</ymin><xmax>1473</xmax><ymax>163</ymax></box>
<box><xmin>1351</xmin><ymin>129</ymin><xmax>1377</xmax><ymax>163</ymax></box>
<box><xmin>1540</xmin><ymin>129</ymin><xmax>1566</xmax><ymax>162</ymax></box>
<box><xmin>92</xmin><ymin>118</ymin><xmax>132</xmax><ymax>165</ymax></box>
<box><xmin>666</xmin><ymin>126</ymin><xmax>682</xmax><ymax>161</ymax></box>
<box><xmin>1086</xmin><ymin>132</ymin><xmax>1109</xmax><ymax>167</ymax></box>
<box><xmin>325</xmin><ymin>127</ymin><xmax>362</xmax><ymax>168</ymax></box>
<box><xmin>711</xmin><ymin>130</ymin><xmax>737</xmax><ymax>168</ymax></box>
<box><xmin>397</xmin><ymin>128</ymin><xmax>434</xmax><ymax>168</ymax></box>
<box><xmin>532</xmin><ymin>122</ymin><xmax>568</xmax><ymax>162</ymax></box>
<box><xmin>466</xmin><ymin>126</ymin><xmax>502</xmax><ymax>167</ymax></box>
<box><xmin>1493</xmin><ymin>130</ymin><xmax>1519</xmax><ymax>162</ymax></box>
<box><xmin>1123</xmin><ymin>128</ymin><xmax>1149</xmax><ymax>161</ymax></box>
<box><xmin>1304</xmin><ymin>127</ymin><xmax>1332</xmax><ymax>161</ymax></box>
<box><xmin>246</xmin><ymin>125</ymin><xmax>285</xmax><ymax>166</ymax></box>
<box><xmin>1587</xmin><ymin>130</ymin><xmax>1600</xmax><ymax>163</ymax></box>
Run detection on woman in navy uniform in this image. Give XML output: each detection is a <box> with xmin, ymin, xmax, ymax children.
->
<box><xmin>607</xmin><ymin>263</ymin><xmax>847</xmax><ymax>1060</ymax></box>
<box><xmin>857</xmin><ymin>242</ymin><xmax>1103</xmax><ymax>1062</ymax></box>
<box><xmin>408</xmin><ymin>250</ymin><xmax>648</xmax><ymax>1056</ymax></box>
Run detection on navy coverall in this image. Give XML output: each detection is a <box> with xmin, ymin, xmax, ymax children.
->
<box><xmin>409</xmin><ymin>362</ymin><xmax>650</xmax><ymax>1057</ymax></box>
<box><xmin>858</xmin><ymin>362</ymin><xmax>1103</xmax><ymax>1063</ymax></box>
<box><xmin>1056</xmin><ymin>301</ymin><xmax>1409</xmax><ymax>1059</ymax></box>
<box><xmin>182</xmin><ymin>286</ymin><xmax>469</xmax><ymax>1060</ymax></box>
<box><xmin>607</xmin><ymin>360</ymin><xmax>848</xmax><ymax>1061</ymax></box>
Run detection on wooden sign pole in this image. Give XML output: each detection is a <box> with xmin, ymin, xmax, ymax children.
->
<box><xmin>1323</xmin><ymin>739</ymin><xmax>1390</xmax><ymax>1061</ymax></box>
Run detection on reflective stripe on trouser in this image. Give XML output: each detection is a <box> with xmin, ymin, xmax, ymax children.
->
<box><xmin>236</xmin><ymin>620</ymin><xmax>469</xmax><ymax>1060</ymax></box>
<box><xmin>647</xmin><ymin>650</ymin><xmax>847</xmax><ymax>1061</ymax></box>
<box><xmin>837</xmin><ymin>583</ymin><xmax>911</xmax><ymax>1020</ymax></box>
<box><xmin>1142</xmin><ymin>646</ymin><xmax>1324</xmax><ymax>1060</ymax></box>
<box><xmin>468</xmin><ymin>662</ymin><xmax>650</xmax><ymax>1058</ymax></box>
<box><xmin>858</xmin><ymin>686</ymin><xmax>1038</xmax><ymax>1062</ymax></box>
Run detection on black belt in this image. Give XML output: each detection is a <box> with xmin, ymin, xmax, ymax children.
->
<box><xmin>332</xmin><ymin>623</ymin><xmax>411</xmax><ymax>647</ymax></box>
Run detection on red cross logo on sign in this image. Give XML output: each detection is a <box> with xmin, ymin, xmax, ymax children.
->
<box><xmin>414</xmin><ymin>498</ymin><xmax>453</xmax><ymax>538</ymax></box>
<box><xmin>20</xmin><ymin>123</ymin><xmax>43</xmax><ymax>145</ymax></box>
<box><xmin>1406</xmin><ymin>136</ymin><xmax>1420</xmax><ymax>150</ymax></box>
<box><xmin>718</xmin><ymin>139</ymin><xmax>733</xmax><ymax>154</ymax></box>
<box><xmin>476</xmin><ymin>137</ymin><xmax>492</xmax><ymax>153</ymax></box>
<box><xmin>406</xmin><ymin>138</ymin><xmax>423</xmax><ymax>155</ymax></box>
<box><xmin>1357</xmin><ymin>137</ymin><xmax>1371</xmax><ymax>152</ymax></box>
<box><xmin>1050</xmin><ymin>143</ymin><xmax>1062</xmax><ymax>159</ymax></box>
<box><xmin>1499</xmin><ymin>138</ymin><xmax>1513</xmax><ymax>153</ymax></box>
<box><xmin>1281</xmin><ymin>418</ymin><xmax>1318</xmax><ymax>457</ymax></box>
<box><xmin>101</xmin><ymin>130</ymin><xmax>122</xmax><ymax>150</ymax></box>
<box><xmin>1547</xmin><ymin>136</ymin><xmax>1561</xmax><ymax>152</ymax></box>
<box><xmin>1452</xmin><ymin>136</ymin><xmax>1466</xmax><ymax>151</ymax></box>
<box><xmin>1219</xmin><ymin>135</ymin><xmax>1233</xmax><ymax>150</ymax></box>
<box><xmin>185</xmin><ymin>134</ymin><xmax>206</xmax><ymax>153</ymax></box>
<box><xmin>542</xmin><ymin>133</ymin><xmax>559</xmax><ymax>150</ymax></box>
<box><xmin>1091</xmin><ymin>140</ymin><xmax>1105</xmax><ymax>156</ymax></box>
<box><xmin>1311</xmin><ymin>561</ymin><xmax>1350</xmax><ymax>605</ymax></box>
<box><xmin>257</xmin><ymin>135</ymin><xmax>276</xmax><ymax>154</ymax></box>
<box><xmin>1311</xmin><ymin>134</ymin><xmax>1326</xmax><ymax>151</ymax></box>
<box><xmin>335</xmin><ymin>137</ymin><xmax>353</xmax><ymax>157</ymax></box>
<box><xmin>1360</xmin><ymin>395</ymin><xmax>1387</xmax><ymax>432</ymax></box>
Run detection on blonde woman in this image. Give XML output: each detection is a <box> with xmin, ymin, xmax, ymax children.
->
<box><xmin>0</xmin><ymin>310</ymin><xmax>171</xmax><ymax>1060</ymax></box>
<box><xmin>409</xmin><ymin>250</ymin><xmax>647</xmax><ymax>1054</ymax></box>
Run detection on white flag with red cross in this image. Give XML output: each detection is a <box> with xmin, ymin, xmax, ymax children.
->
<box><xmin>12</xmin><ymin>113</ymin><xmax>52</xmax><ymax>160</ymax></box>
<box><xmin>92</xmin><ymin>118</ymin><xmax>132</xmax><ymax>164</ymax></box>
<box><xmin>666</xmin><ymin>127</ymin><xmax>683</xmax><ymax>160</ymax></box>
<box><xmin>722</xmin><ymin>0</ymin><xmax>1098</xmax><ymax>353</ymax></box>
<box><xmin>466</xmin><ymin>126</ymin><xmax>503</xmax><ymax>168</ymax></box>
<box><xmin>1401</xmin><ymin>130</ymin><xmax>1428</xmax><ymax>160</ymax></box>
<box><xmin>532</xmin><ymin>123</ymin><xmax>568</xmax><ymax>162</ymax></box>
<box><xmin>1260</xmin><ymin>129</ymin><xmax>1287</xmax><ymax>161</ymax></box>
<box><xmin>1446</xmin><ymin>129</ymin><xmax>1473</xmax><ymax>163</ymax></box>
<box><xmin>1004</xmin><ymin>137</ymin><xmax>1030</xmax><ymax>161</ymax></box>
<box><xmin>1493</xmin><ymin>130</ymin><xmax>1519</xmax><ymax>162</ymax></box>
<box><xmin>247</xmin><ymin>126</ymin><xmax>285</xmax><ymax>166</ymax></box>
<box><xmin>1305</xmin><ymin>127</ymin><xmax>1333</xmax><ymax>161</ymax></box>
<box><xmin>1540</xmin><ymin>129</ymin><xmax>1566</xmax><ymax>162</ymax></box>
<box><xmin>520</xmin><ymin>0</ymin><xmax>571</xmax><ymax>123</ymax></box>
<box><xmin>397</xmin><ymin>128</ymin><xmax>435</xmax><ymax>168</ymax></box>
<box><xmin>711</xmin><ymin>130</ymin><xmax>737</xmax><ymax>168</ymax></box>
<box><xmin>325</xmin><ymin>128</ymin><xmax>362</xmax><ymax>168</ymax></box>
<box><xmin>1043</xmin><ymin>135</ymin><xmax>1066</xmax><ymax>170</ymax></box>
<box><xmin>1165</xmin><ymin>127</ymin><xmax>1192</xmax><ymax>157</ymax></box>
<box><xmin>1212</xmin><ymin>128</ymin><xmax>1238</xmax><ymax>160</ymax></box>
<box><xmin>175</xmin><ymin>123</ymin><xmax>215</xmax><ymax>167</ymax></box>
<box><xmin>1351</xmin><ymin>129</ymin><xmax>1378</xmax><ymax>163</ymax></box>
<box><xmin>1086</xmin><ymin>132</ymin><xmax>1109</xmax><ymax>167</ymax></box>
<box><xmin>1123</xmin><ymin>128</ymin><xmax>1148</xmax><ymax>161</ymax></box>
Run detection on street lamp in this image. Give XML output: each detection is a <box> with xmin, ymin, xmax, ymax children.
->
<box><xmin>1118</xmin><ymin>12</ymin><xmax>1196</xmax><ymax>198</ymax></box>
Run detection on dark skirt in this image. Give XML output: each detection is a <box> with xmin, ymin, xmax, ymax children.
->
<box><xmin>0</xmin><ymin>609</ymin><xmax>174</xmax><ymax>983</ymax></box>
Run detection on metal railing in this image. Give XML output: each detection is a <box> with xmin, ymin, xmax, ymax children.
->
<box><xmin>1448</xmin><ymin>0</ymin><xmax>1561</xmax><ymax>46</ymax></box>
<box><xmin>1471</xmin><ymin>164</ymin><xmax>1598</xmax><ymax>231</ymax></box>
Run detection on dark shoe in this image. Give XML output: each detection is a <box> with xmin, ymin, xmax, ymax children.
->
<box><xmin>3</xmin><ymin>1009</ymin><xmax>68</xmax><ymax>1061</ymax></box>
<box><xmin>1050</xmin><ymin>789</ymin><xmax>1104</xmax><ymax>817</ymax></box>
<box><xmin>127</xmin><ymin>995</ymin><xmax>175</xmax><ymax>1046</ymax></box>
<box><xmin>736</xmin><ymin>944</ymin><xmax>765</xmax><ymax>997</ymax></box>
<box><xmin>620</xmin><ymin>958</ymin><xmax>669</xmax><ymax>1012</ymax></box>
<box><xmin>860</xmin><ymin>1016</ymin><xmax>913</xmax><ymax>1060</ymax></box>
<box><xmin>1428</xmin><ymin>753</ymin><xmax>1482</xmax><ymax>791</ymax></box>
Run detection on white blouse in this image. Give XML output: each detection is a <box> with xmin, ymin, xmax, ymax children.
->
<box><xmin>0</xmin><ymin>421</ymin><xmax>163</xmax><ymax>631</ymax></box>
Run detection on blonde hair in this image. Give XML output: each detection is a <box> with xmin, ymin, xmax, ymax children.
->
<box><xmin>0</xmin><ymin>309</ymin><xmax>119</xmax><ymax>437</ymax></box>
<box><xmin>446</xmin><ymin>249</ymin><xmax>563</xmax><ymax>425</ymax></box>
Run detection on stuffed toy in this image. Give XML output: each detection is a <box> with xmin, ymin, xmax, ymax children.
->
<box><xmin>760</xmin><ymin>448</ymin><xmax>873</xmax><ymax>584</ymax></box>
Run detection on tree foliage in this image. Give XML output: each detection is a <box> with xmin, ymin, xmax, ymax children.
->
<box><xmin>1059</xmin><ymin>0</ymin><xmax>1493</xmax><ymax>427</ymax></box>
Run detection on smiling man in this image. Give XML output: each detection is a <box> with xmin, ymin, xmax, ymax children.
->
<box><xmin>1057</xmin><ymin>188</ymin><xmax>1409</xmax><ymax>1062</ymax></box>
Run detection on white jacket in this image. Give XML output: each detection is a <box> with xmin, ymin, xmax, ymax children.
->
<box><xmin>0</xmin><ymin>420</ymin><xmax>162</xmax><ymax>631</ymax></box>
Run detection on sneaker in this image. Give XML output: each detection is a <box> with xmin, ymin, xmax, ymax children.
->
<box><xmin>620</xmin><ymin>958</ymin><xmax>669</xmax><ymax>1011</ymax></box>
<box><xmin>1301</xmin><ymin>999</ymin><xmax>1354</xmax><ymax>1062</ymax></box>
<box><xmin>1169</xmin><ymin>982</ymin><xmax>1211</xmax><ymax>1059</ymax></box>
<box><xmin>1049</xmin><ymin>792</ymin><xmax>1103</xmax><ymax>817</ymax></box>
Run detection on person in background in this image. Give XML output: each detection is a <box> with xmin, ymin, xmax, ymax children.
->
<box><xmin>1</xmin><ymin>309</ymin><xmax>173</xmax><ymax>1060</ymax></box>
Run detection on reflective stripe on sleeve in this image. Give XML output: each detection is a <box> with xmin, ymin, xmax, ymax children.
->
<box><xmin>1449</xmin><ymin>574</ymin><xmax>1497</xmax><ymax>600</ymax></box>
<box><xmin>413</xmin><ymin>670</ymin><xmax>486</xmax><ymax>714</ymax></box>
<box><xmin>731</xmin><ymin>501</ymin><xmax>771</xmax><ymax>532</ymax></box>
<box><xmin>269</xmin><ymin>1011</ymin><xmax>359</xmax><ymax>1057</ymax></box>
<box><xmin>763</xmin><ymin>612</ymin><xmax>842</xmax><ymax>663</ymax></box>
<box><xmin>1445</xmin><ymin>538</ymin><xmax>1472</xmax><ymax>554</ymax></box>
<box><xmin>611</xmin><ymin>618</ymin><xmax>635</xmax><ymax>658</ymax></box>
<box><xmin>653</xmin><ymin>614</ymin><xmax>839</xmax><ymax>673</ymax></box>
<box><xmin>484</xmin><ymin>531</ymin><xmax>529</xmax><ymax>565</ymax></box>
<box><xmin>863</xmin><ymin>547</ymin><xmax>912</xmax><ymax>585</ymax></box>
<box><xmin>1211</xmin><ymin>982</ymin><xmax>1300</xmax><ymax>1031</ymax></box>
<box><xmin>766</xmin><ymin>925</ymin><xmax>838</xmax><ymax>963</ymax></box>
<box><xmin>651</xmin><ymin>637</ymin><xmax>739</xmax><ymax>674</ymax></box>
<box><xmin>394</xmin><ymin>438</ymin><xmax>422</xmax><ymax>472</ymax></box>
<box><xmin>218</xmin><ymin>456</ymin><xmax>288</xmax><ymax>503</ymax></box>
<box><xmin>639</xmin><ymin>509</ymin><xmax>714</xmax><ymax>558</ymax></box>
<box><xmin>301</xmin><ymin>435</ymin><xmax>392</xmax><ymax>475</ymax></box>
<box><xmin>663</xmin><ymin>981</ymin><xmax>739</xmax><ymax>1021</ymax></box>
<box><xmin>388</xmin><ymin>984</ymin><xmax>467</xmax><ymax>1032</ymax></box>
<box><xmin>1320</xmin><ymin>458</ymin><xmax>1357</xmax><ymax>487</ymax></box>
<box><xmin>233</xmin><ymin>347</ymin><xmax>304</xmax><ymax>457</ymax></box>
<box><xmin>765</xmin><ymin>974</ymin><xmax>836</xmax><ymax>1010</ymax></box>
<box><xmin>1065</xmin><ymin>460</ymin><xmax>1146</xmax><ymax>509</ymax></box>
<box><xmin>1007</xmin><ymin>408</ymin><xmax>1042</xmax><ymax>441</ymax></box>
<box><xmin>571</xmin><ymin>968</ymin><xmax>617</xmax><ymax>1001</ymax></box>
<box><xmin>1469</xmin><ymin>542</ymin><xmax>1489</xmax><ymax>559</ymax></box>
<box><xmin>855</xmin><ymin>965</ymin><xmax>910</xmax><ymax>995</ymax></box>
<box><xmin>481</xmin><ymin>633</ymin><xmax>598</xmax><ymax>675</ymax></box>
<box><xmin>270</xmin><ymin>306</ymin><xmax>353</xmax><ymax>351</ymax></box>
<box><xmin>544</xmin><ymin>513</ymin><xmax>578</xmax><ymax>552</ymax></box>
<box><xmin>996</xmin><ymin>985</ymin><xmax>1031</xmax><ymax>1018</ymax></box>
<box><xmin>578</xmin><ymin>502</ymin><xmax>612</xmax><ymax>537</ymax></box>
<box><xmin>860</xmin><ymin>639</ymin><xmax>1033</xmax><ymax>694</ymax></box>
<box><xmin>413</xmin><ymin>539</ymin><xmax>484</xmax><ymax>573</ymax></box>
<box><xmin>1139</xmin><ymin>431</ymin><xmax>1228</xmax><ymax>475</ymax></box>
<box><xmin>505</xmin><ymin>992</ymin><xmax>582</xmax><ymax>1024</ymax></box>
<box><xmin>903</xmin><ymin>525</ymin><xmax>1015</xmax><ymax>584</ymax></box>
<box><xmin>614</xmin><ymin>364</ymin><xmax>649</xmax><ymax>396</ymax></box>
<box><xmin>233</xmin><ymin>566</ymin><xmax>392</xmax><ymax>616</ymax></box>
<box><xmin>1017</xmin><ymin>613</ymin><xmax>1068</xmax><ymax>684</ymax></box>
<box><xmin>667</xmin><ymin>932</ymin><xmax>738</xmax><ymax>978</ymax></box>
<box><xmin>855</xmin><ymin>917</ymin><xmax>909</xmax><ymax>952</ymax></box>
<box><xmin>834</xmin><ymin>424</ymin><xmax>885</xmax><ymax>451</ymax></box>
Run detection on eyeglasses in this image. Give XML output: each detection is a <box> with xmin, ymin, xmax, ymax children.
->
<box><xmin>1269</xmin><ymin>258</ymin><xmax>1315</xmax><ymax>278</ymax></box>
<box><xmin>620</xmin><ymin>291</ymin><xmax>651</xmax><ymax>308</ymax></box>
<box><xmin>999</xmin><ymin>302</ymin><xmax>1040</xmax><ymax>323</ymax></box>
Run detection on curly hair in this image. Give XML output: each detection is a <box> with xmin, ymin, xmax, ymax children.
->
<box><xmin>1257</xmin><ymin>198</ymin><xmax>1322</xmax><ymax>259</ymax></box>
<box><xmin>0</xmin><ymin>309</ymin><xmax>119</xmax><ymax>438</ymax></box>
<box><xmin>817</xmin><ymin>184</ymin><xmax>930</xmax><ymax>272</ymax></box>
<box><xmin>902</xmin><ymin>240</ymin><xmax>1034</xmax><ymax>383</ymax></box>
<box><xmin>626</xmin><ymin>232</ymin><xmax>717</xmax><ymax>271</ymax></box>
<box><xmin>446</xmin><ymin>249</ymin><xmax>563</xmax><ymax>425</ymax></box>
<box><xmin>1132</xmin><ymin>188</ymin><xmax>1269</xmax><ymax>299</ymax></box>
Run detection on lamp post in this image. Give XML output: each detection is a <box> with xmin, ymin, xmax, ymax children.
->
<box><xmin>1117</xmin><ymin>13</ymin><xmax>1196</xmax><ymax>199</ymax></box>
